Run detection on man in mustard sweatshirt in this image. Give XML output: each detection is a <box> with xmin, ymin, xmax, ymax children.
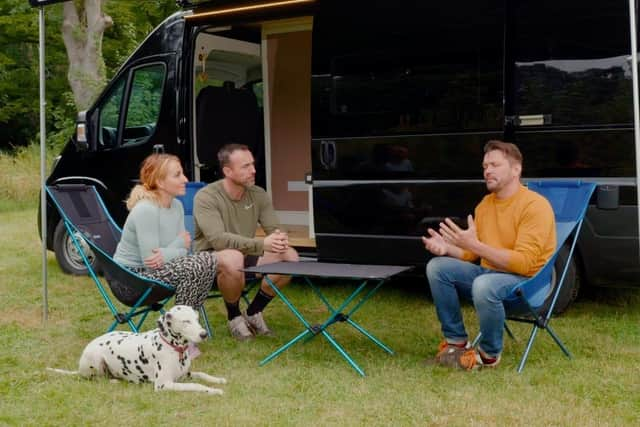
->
<box><xmin>423</xmin><ymin>140</ymin><xmax>556</xmax><ymax>370</ymax></box>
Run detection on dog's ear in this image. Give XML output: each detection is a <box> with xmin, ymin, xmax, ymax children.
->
<box><xmin>157</xmin><ymin>311</ymin><xmax>172</xmax><ymax>332</ymax></box>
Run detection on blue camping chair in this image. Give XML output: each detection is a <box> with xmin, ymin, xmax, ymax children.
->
<box><xmin>175</xmin><ymin>182</ymin><xmax>259</xmax><ymax>336</ymax></box>
<box><xmin>473</xmin><ymin>180</ymin><xmax>596</xmax><ymax>372</ymax></box>
<box><xmin>47</xmin><ymin>184</ymin><xmax>210</xmax><ymax>333</ymax></box>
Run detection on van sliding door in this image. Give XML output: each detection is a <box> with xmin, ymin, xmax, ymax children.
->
<box><xmin>507</xmin><ymin>0</ymin><xmax>639</xmax><ymax>285</ymax></box>
<box><xmin>311</xmin><ymin>0</ymin><xmax>506</xmax><ymax>265</ymax></box>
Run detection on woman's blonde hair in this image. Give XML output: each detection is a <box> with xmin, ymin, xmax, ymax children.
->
<box><xmin>126</xmin><ymin>153</ymin><xmax>181</xmax><ymax>210</ymax></box>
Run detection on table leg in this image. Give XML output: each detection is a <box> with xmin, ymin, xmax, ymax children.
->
<box><xmin>260</xmin><ymin>274</ymin><xmax>391</xmax><ymax>377</ymax></box>
<box><xmin>306</xmin><ymin>278</ymin><xmax>394</xmax><ymax>354</ymax></box>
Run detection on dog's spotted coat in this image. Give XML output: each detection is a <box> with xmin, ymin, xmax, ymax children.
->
<box><xmin>48</xmin><ymin>306</ymin><xmax>226</xmax><ymax>394</ymax></box>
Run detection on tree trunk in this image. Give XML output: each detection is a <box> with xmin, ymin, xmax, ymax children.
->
<box><xmin>61</xmin><ymin>0</ymin><xmax>113</xmax><ymax>111</ymax></box>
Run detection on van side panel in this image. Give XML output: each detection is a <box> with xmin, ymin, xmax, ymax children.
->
<box><xmin>311</xmin><ymin>0</ymin><xmax>506</xmax><ymax>265</ymax></box>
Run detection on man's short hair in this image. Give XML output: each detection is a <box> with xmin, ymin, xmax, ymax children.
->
<box><xmin>484</xmin><ymin>140</ymin><xmax>523</xmax><ymax>165</ymax></box>
<box><xmin>217</xmin><ymin>143</ymin><xmax>250</xmax><ymax>170</ymax></box>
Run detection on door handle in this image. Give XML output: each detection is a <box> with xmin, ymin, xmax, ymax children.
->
<box><xmin>505</xmin><ymin>114</ymin><xmax>552</xmax><ymax>126</ymax></box>
<box><xmin>320</xmin><ymin>140</ymin><xmax>337</xmax><ymax>170</ymax></box>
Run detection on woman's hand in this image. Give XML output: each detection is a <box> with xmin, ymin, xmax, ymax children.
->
<box><xmin>180</xmin><ymin>230</ymin><xmax>191</xmax><ymax>248</ymax></box>
<box><xmin>144</xmin><ymin>248</ymin><xmax>164</xmax><ymax>269</ymax></box>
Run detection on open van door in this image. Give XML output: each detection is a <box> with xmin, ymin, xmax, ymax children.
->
<box><xmin>187</xmin><ymin>4</ymin><xmax>316</xmax><ymax>253</ymax></box>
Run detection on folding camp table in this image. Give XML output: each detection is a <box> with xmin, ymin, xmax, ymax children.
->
<box><xmin>243</xmin><ymin>261</ymin><xmax>412</xmax><ymax>376</ymax></box>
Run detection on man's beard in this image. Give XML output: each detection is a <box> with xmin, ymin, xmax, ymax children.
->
<box><xmin>230</xmin><ymin>176</ymin><xmax>254</xmax><ymax>188</ymax></box>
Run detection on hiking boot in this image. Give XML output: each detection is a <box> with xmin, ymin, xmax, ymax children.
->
<box><xmin>424</xmin><ymin>340</ymin><xmax>468</xmax><ymax>366</ymax></box>
<box><xmin>456</xmin><ymin>348</ymin><xmax>501</xmax><ymax>371</ymax></box>
<box><xmin>244</xmin><ymin>311</ymin><xmax>274</xmax><ymax>336</ymax></box>
<box><xmin>228</xmin><ymin>315</ymin><xmax>254</xmax><ymax>341</ymax></box>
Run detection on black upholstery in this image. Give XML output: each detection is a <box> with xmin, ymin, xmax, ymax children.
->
<box><xmin>46</xmin><ymin>184</ymin><xmax>175</xmax><ymax>331</ymax></box>
<box><xmin>195</xmin><ymin>82</ymin><xmax>263</xmax><ymax>182</ymax></box>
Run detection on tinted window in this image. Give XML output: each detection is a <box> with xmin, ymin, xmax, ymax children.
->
<box><xmin>98</xmin><ymin>78</ymin><xmax>125</xmax><ymax>149</ymax></box>
<box><xmin>312</xmin><ymin>0</ymin><xmax>504</xmax><ymax>138</ymax></box>
<box><xmin>512</xmin><ymin>0</ymin><xmax>632</xmax><ymax>126</ymax></box>
<box><xmin>123</xmin><ymin>64</ymin><xmax>166</xmax><ymax>146</ymax></box>
<box><xmin>97</xmin><ymin>64</ymin><xmax>166</xmax><ymax>149</ymax></box>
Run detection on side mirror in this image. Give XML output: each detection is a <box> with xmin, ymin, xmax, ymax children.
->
<box><xmin>596</xmin><ymin>185</ymin><xmax>619</xmax><ymax>210</ymax></box>
<box><xmin>73</xmin><ymin>111</ymin><xmax>88</xmax><ymax>152</ymax></box>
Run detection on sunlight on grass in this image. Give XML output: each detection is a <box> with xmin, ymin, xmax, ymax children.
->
<box><xmin>1</xmin><ymin>205</ymin><xmax>639</xmax><ymax>426</ymax></box>
<box><xmin>0</xmin><ymin>144</ymin><xmax>55</xmax><ymax>211</ymax></box>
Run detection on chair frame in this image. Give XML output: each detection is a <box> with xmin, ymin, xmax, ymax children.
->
<box><xmin>47</xmin><ymin>184</ymin><xmax>177</xmax><ymax>332</ymax></box>
<box><xmin>472</xmin><ymin>180</ymin><xmax>596</xmax><ymax>372</ymax></box>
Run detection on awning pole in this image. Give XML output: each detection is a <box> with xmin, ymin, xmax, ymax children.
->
<box><xmin>39</xmin><ymin>6</ymin><xmax>48</xmax><ymax>324</ymax></box>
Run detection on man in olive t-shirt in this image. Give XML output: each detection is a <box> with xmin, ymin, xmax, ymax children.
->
<box><xmin>194</xmin><ymin>144</ymin><xmax>299</xmax><ymax>341</ymax></box>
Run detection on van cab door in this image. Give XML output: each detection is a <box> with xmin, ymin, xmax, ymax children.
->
<box><xmin>53</xmin><ymin>52</ymin><xmax>179</xmax><ymax>230</ymax></box>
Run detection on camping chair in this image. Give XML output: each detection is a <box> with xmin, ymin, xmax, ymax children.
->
<box><xmin>473</xmin><ymin>180</ymin><xmax>596</xmax><ymax>372</ymax></box>
<box><xmin>176</xmin><ymin>182</ymin><xmax>259</xmax><ymax>335</ymax></box>
<box><xmin>46</xmin><ymin>184</ymin><xmax>209</xmax><ymax>333</ymax></box>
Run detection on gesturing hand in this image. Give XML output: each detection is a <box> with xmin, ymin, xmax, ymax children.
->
<box><xmin>144</xmin><ymin>248</ymin><xmax>164</xmax><ymax>269</ymax></box>
<box><xmin>421</xmin><ymin>228</ymin><xmax>448</xmax><ymax>256</ymax></box>
<box><xmin>438</xmin><ymin>215</ymin><xmax>478</xmax><ymax>251</ymax></box>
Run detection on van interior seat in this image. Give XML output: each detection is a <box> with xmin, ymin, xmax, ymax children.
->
<box><xmin>195</xmin><ymin>82</ymin><xmax>262</xmax><ymax>177</ymax></box>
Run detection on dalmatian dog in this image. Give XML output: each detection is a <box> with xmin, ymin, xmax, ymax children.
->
<box><xmin>47</xmin><ymin>305</ymin><xmax>226</xmax><ymax>394</ymax></box>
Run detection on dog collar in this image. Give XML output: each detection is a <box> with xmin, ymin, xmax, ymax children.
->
<box><xmin>159</xmin><ymin>334</ymin><xmax>188</xmax><ymax>361</ymax></box>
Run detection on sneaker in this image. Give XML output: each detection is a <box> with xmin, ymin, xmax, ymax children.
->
<box><xmin>228</xmin><ymin>315</ymin><xmax>254</xmax><ymax>341</ymax></box>
<box><xmin>424</xmin><ymin>339</ymin><xmax>468</xmax><ymax>366</ymax></box>
<box><xmin>457</xmin><ymin>348</ymin><xmax>501</xmax><ymax>371</ymax></box>
<box><xmin>244</xmin><ymin>311</ymin><xmax>274</xmax><ymax>336</ymax></box>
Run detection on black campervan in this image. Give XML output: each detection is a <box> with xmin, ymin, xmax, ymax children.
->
<box><xmin>44</xmin><ymin>0</ymin><xmax>639</xmax><ymax>312</ymax></box>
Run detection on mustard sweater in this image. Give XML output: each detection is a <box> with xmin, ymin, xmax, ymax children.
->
<box><xmin>461</xmin><ymin>185</ymin><xmax>556</xmax><ymax>277</ymax></box>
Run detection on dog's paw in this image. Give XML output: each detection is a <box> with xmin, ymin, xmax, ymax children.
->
<box><xmin>206</xmin><ymin>388</ymin><xmax>224</xmax><ymax>395</ymax></box>
<box><xmin>213</xmin><ymin>377</ymin><xmax>227</xmax><ymax>385</ymax></box>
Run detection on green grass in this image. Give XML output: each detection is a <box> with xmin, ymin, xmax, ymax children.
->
<box><xmin>0</xmin><ymin>144</ymin><xmax>55</xmax><ymax>212</ymax></box>
<box><xmin>1</xmin><ymin>203</ymin><xmax>639</xmax><ymax>426</ymax></box>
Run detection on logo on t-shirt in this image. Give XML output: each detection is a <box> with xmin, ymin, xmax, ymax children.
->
<box><xmin>243</xmin><ymin>203</ymin><xmax>254</xmax><ymax>210</ymax></box>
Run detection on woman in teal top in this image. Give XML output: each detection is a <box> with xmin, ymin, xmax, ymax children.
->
<box><xmin>114</xmin><ymin>153</ymin><xmax>216</xmax><ymax>308</ymax></box>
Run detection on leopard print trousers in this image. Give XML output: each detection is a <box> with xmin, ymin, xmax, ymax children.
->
<box><xmin>134</xmin><ymin>251</ymin><xmax>217</xmax><ymax>308</ymax></box>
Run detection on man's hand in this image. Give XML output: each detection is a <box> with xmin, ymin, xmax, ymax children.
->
<box><xmin>144</xmin><ymin>248</ymin><xmax>164</xmax><ymax>269</ymax></box>
<box><xmin>180</xmin><ymin>230</ymin><xmax>191</xmax><ymax>248</ymax></box>
<box><xmin>421</xmin><ymin>228</ymin><xmax>448</xmax><ymax>256</ymax></box>
<box><xmin>438</xmin><ymin>215</ymin><xmax>478</xmax><ymax>251</ymax></box>
<box><xmin>264</xmin><ymin>229</ymin><xmax>289</xmax><ymax>253</ymax></box>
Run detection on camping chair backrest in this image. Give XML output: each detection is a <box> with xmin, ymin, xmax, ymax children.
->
<box><xmin>46</xmin><ymin>184</ymin><xmax>174</xmax><ymax>307</ymax></box>
<box><xmin>46</xmin><ymin>184</ymin><xmax>121</xmax><ymax>255</ymax></box>
<box><xmin>176</xmin><ymin>182</ymin><xmax>207</xmax><ymax>238</ymax></box>
<box><xmin>512</xmin><ymin>181</ymin><xmax>596</xmax><ymax>309</ymax></box>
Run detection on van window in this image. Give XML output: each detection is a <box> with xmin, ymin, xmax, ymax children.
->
<box><xmin>312</xmin><ymin>0</ymin><xmax>504</xmax><ymax>137</ymax></box>
<box><xmin>98</xmin><ymin>78</ymin><xmax>125</xmax><ymax>148</ymax></box>
<box><xmin>97</xmin><ymin>63</ymin><xmax>166</xmax><ymax>149</ymax></box>
<box><xmin>122</xmin><ymin>64</ymin><xmax>166</xmax><ymax>146</ymax></box>
<box><xmin>512</xmin><ymin>0</ymin><xmax>632</xmax><ymax>126</ymax></box>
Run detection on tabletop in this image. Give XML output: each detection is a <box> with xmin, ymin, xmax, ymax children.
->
<box><xmin>243</xmin><ymin>261</ymin><xmax>412</xmax><ymax>280</ymax></box>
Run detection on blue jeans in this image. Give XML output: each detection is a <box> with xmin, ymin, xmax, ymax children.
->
<box><xmin>426</xmin><ymin>257</ymin><xmax>526</xmax><ymax>357</ymax></box>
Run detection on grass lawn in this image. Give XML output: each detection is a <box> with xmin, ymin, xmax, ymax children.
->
<box><xmin>1</xmin><ymin>205</ymin><xmax>639</xmax><ymax>426</ymax></box>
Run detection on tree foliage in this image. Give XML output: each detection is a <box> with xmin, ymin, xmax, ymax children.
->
<box><xmin>0</xmin><ymin>0</ymin><xmax>178</xmax><ymax>151</ymax></box>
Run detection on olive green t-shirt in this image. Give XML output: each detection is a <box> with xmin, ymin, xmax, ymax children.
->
<box><xmin>193</xmin><ymin>180</ymin><xmax>280</xmax><ymax>256</ymax></box>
